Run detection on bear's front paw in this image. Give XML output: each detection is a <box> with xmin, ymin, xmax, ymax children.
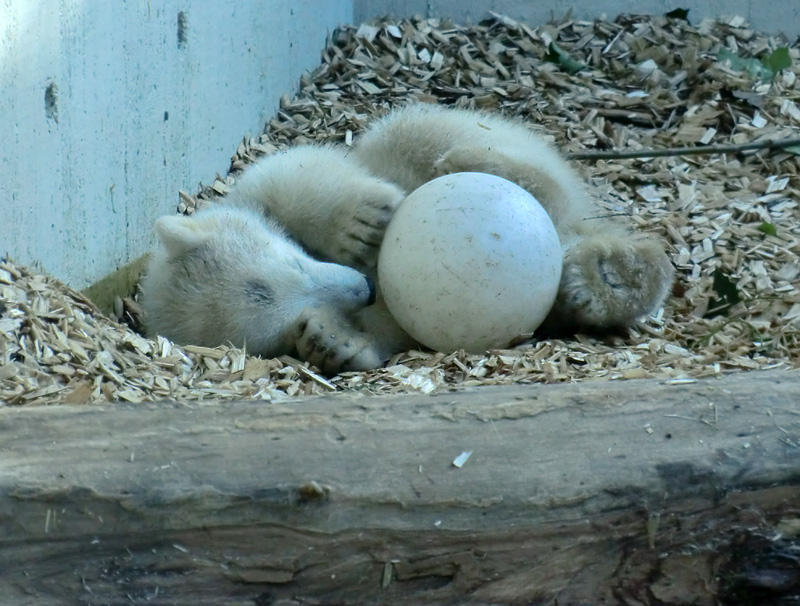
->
<box><xmin>291</xmin><ymin>308</ymin><xmax>383</xmax><ymax>376</ymax></box>
<box><xmin>331</xmin><ymin>184</ymin><xmax>404</xmax><ymax>273</ymax></box>
<box><xmin>548</xmin><ymin>235</ymin><xmax>674</xmax><ymax>331</ymax></box>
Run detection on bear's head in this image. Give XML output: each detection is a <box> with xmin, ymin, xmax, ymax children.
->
<box><xmin>140</xmin><ymin>205</ymin><xmax>375</xmax><ymax>358</ymax></box>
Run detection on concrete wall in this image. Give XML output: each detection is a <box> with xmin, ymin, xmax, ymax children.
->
<box><xmin>354</xmin><ymin>1</ymin><xmax>799</xmax><ymax>39</ymax></box>
<box><xmin>1</xmin><ymin>1</ymin><xmax>351</xmax><ymax>289</ymax></box>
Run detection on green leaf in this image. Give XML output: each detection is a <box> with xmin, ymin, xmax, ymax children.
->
<box><xmin>718</xmin><ymin>46</ymin><xmax>792</xmax><ymax>82</ymax></box>
<box><xmin>665</xmin><ymin>8</ymin><xmax>689</xmax><ymax>21</ymax></box>
<box><xmin>545</xmin><ymin>42</ymin><xmax>584</xmax><ymax>75</ymax></box>
<box><xmin>785</xmin><ymin>144</ymin><xmax>800</xmax><ymax>156</ymax></box>
<box><xmin>763</xmin><ymin>47</ymin><xmax>792</xmax><ymax>73</ymax></box>
<box><xmin>705</xmin><ymin>268</ymin><xmax>742</xmax><ymax>318</ymax></box>
<box><xmin>758</xmin><ymin>221</ymin><xmax>778</xmax><ymax>237</ymax></box>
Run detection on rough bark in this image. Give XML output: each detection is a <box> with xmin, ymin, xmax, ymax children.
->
<box><xmin>1</xmin><ymin>370</ymin><xmax>799</xmax><ymax>605</ymax></box>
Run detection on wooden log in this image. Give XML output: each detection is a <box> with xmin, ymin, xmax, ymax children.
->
<box><xmin>1</xmin><ymin>370</ymin><xmax>799</xmax><ymax>605</ymax></box>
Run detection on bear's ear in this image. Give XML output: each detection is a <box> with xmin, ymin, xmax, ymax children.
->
<box><xmin>154</xmin><ymin>215</ymin><xmax>213</xmax><ymax>257</ymax></box>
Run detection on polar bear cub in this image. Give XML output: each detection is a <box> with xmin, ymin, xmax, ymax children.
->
<box><xmin>141</xmin><ymin>104</ymin><xmax>674</xmax><ymax>375</ymax></box>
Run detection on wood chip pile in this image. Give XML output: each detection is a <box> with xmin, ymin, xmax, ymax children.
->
<box><xmin>3</xmin><ymin>12</ymin><xmax>800</xmax><ymax>405</ymax></box>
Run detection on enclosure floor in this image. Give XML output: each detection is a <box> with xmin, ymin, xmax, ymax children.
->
<box><xmin>3</xmin><ymin>12</ymin><xmax>800</xmax><ymax>405</ymax></box>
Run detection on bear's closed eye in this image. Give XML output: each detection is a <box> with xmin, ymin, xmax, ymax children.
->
<box><xmin>244</xmin><ymin>280</ymin><xmax>275</xmax><ymax>305</ymax></box>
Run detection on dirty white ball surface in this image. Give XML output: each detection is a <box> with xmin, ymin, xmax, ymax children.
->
<box><xmin>378</xmin><ymin>172</ymin><xmax>563</xmax><ymax>353</ymax></box>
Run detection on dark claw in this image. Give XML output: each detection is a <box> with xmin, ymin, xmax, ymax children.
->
<box><xmin>365</xmin><ymin>276</ymin><xmax>376</xmax><ymax>306</ymax></box>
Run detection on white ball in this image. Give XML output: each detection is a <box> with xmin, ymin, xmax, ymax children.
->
<box><xmin>378</xmin><ymin>172</ymin><xmax>563</xmax><ymax>353</ymax></box>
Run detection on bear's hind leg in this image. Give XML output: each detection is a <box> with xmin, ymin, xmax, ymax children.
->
<box><xmin>543</xmin><ymin>229</ymin><xmax>674</xmax><ymax>332</ymax></box>
<box><xmin>433</xmin><ymin>145</ymin><xmax>674</xmax><ymax>333</ymax></box>
<box><xmin>433</xmin><ymin>145</ymin><xmax>579</xmax><ymax>229</ymax></box>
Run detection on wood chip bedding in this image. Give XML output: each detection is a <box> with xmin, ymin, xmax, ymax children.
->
<box><xmin>2</xmin><ymin>12</ymin><xmax>799</xmax><ymax>405</ymax></box>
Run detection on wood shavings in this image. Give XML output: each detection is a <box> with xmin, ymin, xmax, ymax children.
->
<box><xmin>452</xmin><ymin>451</ymin><xmax>473</xmax><ymax>468</ymax></box>
<box><xmin>4</xmin><ymin>12</ymin><xmax>800</xmax><ymax>406</ymax></box>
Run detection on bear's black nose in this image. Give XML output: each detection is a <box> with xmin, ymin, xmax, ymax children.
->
<box><xmin>365</xmin><ymin>276</ymin><xmax>377</xmax><ymax>306</ymax></box>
